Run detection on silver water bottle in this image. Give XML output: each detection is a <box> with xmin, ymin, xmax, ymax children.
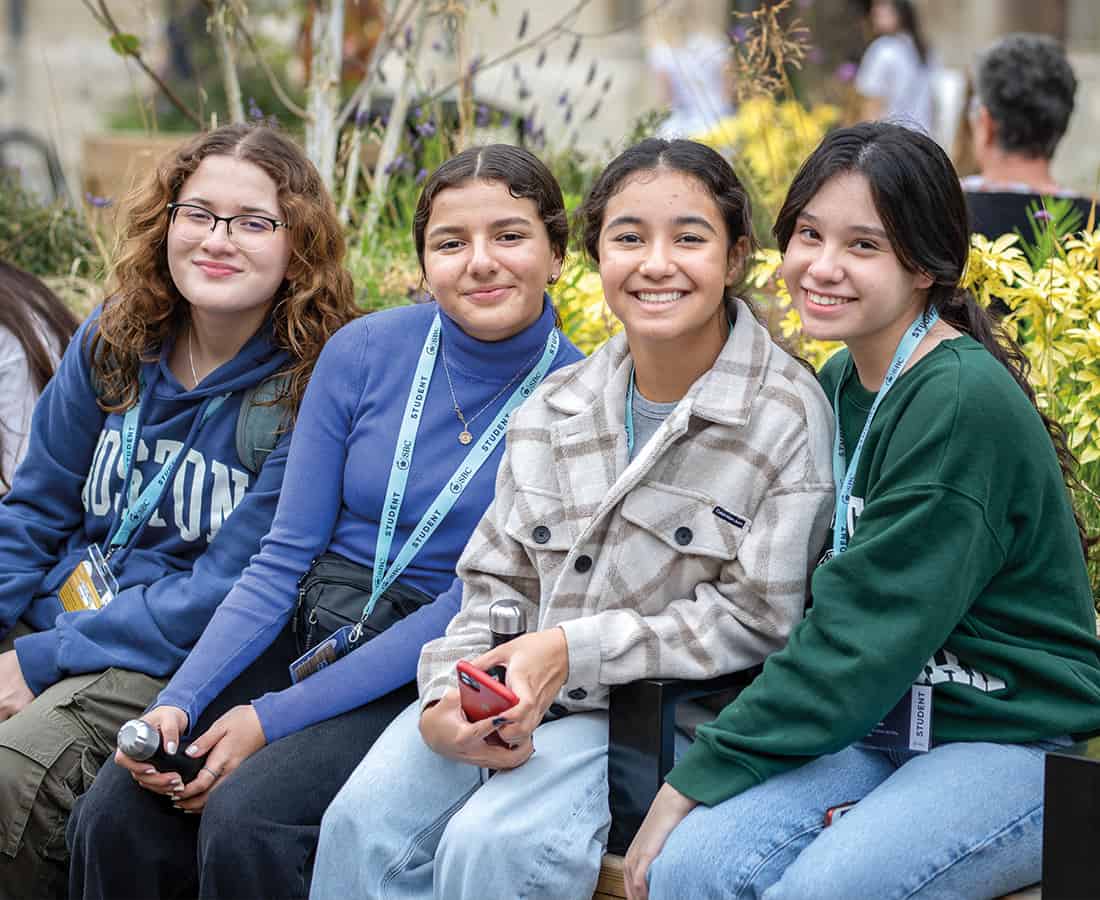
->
<box><xmin>488</xmin><ymin>599</ymin><xmax>526</xmax><ymax>682</ymax></box>
<box><xmin>117</xmin><ymin>719</ymin><xmax>205</xmax><ymax>782</ymax></box>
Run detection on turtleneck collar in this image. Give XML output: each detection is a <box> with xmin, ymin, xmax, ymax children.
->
<box><xmin>436</xmin><ymin>294</ymin><xmax>558</xmax><ymax>381</ymax></box>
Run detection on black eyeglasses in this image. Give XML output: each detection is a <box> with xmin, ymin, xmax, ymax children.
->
<box><xmin>166</xmin><ymin>202</ymin><xmax>288</xmax><ymax>252</ymax></box>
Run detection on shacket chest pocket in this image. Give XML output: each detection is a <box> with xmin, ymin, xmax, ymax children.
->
<box><xmin>619</xmin><ymin>481</ymin><xmax>751</xmax><ymax>586</ymax></box>
<box><xmin>504</xmin><ymin>487</ymin><xmax>574</xmax><ymax>572</ymax></box>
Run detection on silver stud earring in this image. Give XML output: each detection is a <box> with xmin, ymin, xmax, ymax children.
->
<box><xmin>548</xmin><ymin>273</ymin><xmax>559</xmax><ymax>285</ymax></box>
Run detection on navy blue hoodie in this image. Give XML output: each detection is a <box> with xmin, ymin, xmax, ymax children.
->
<box><xmin>0</xmin><ymin>308</ymin><xmax>292</xmax><ymax>694</ymax></box>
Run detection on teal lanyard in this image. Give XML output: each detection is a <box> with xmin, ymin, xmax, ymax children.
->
<box><xmin>831</xmin><ymin>308</ymin><xmax>939</xmax><ymax>556</ymax></box>
<box><xmin>624</xmin><ymin>368</ymin><xmax>639</xmax><ymax>456</ymax></box>
<box><xmin>107</xmin><ymin>375</ymin><xmax>230</xmax><ymax>558</ymax></box>
<box><xmin>365</xmin><ymin>314</ymin><xmax>560</xmax><ymax>621</ymax></box>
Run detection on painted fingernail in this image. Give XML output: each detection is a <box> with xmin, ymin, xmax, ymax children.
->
<box><xmin>172</xmin><ymin>803</ymin><xmax>182</xmax><ymax>810</ymax></box>
<box><xmin>185</xmin><ymin>744</ymin><xmax>201</xmax><ymax>757</ymax></box>
<box><xmin>492</xmin><ymin>717</ymin><xmax>511</xmax><ymax>727</ymax></box>
<box><xmin>142</xmin><ymin>767</ymin><xmax>156</xmax><ymax>775</ymax></box>
<box><xmin>165</xmin><ymin>741</ymin><xmax>178</xmax><ymax>755</ymax></box>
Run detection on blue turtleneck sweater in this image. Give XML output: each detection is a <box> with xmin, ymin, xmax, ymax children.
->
<box><xmin>157</xmin><ymin>298</ymin><xmax>581</xmax><ymax>739</ymax></box>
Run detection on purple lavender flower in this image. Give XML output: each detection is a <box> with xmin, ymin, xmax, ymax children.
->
<box><xmin>415</xmin><ymin>168</ymin><xmax>428</xmax><ymax>184</ymax></box>
<box><xmin>557</xmin><ymin>90</ymin><xmax>569</xmax><ymax>107</ymax></box>
<box><xmin>586</xmin><ymin>61</ymin><xmax>597</xmax><ymax>85</ymax></box>
<box><xmin>808</xmin><ymin>47</ymin><xmax>825</xmax><ymax>65</ymax></box>
<box><xmin>536</xmin><ymin>48</ymin><xmax>546</xmax><ymax>68</ymax></box>
<box><xmin>417</xmin><ymin>119</ymin><xmax>437</xmax><ymax>137</ymax></box>
<box><xmin>384</xmin><ymin>153</ymin><xmax>407</xmax><ymax>175</ymax></box>
<box><xmin>468</xmin><ymin>55</ymin><xmax>483</xmax><ymax>77</ymax></box>
<box><xmin>475</xmin><ymin>104</ymin><xmax>491</xmax><ymax>127</ymax></box>
<box><xmin>585</xmin><ymin>101</ymin><xmax>601</xmax><ymax>121</ymax></box>
<box><xmin>517</xmin><ymin>11</ymin><xmax>529</xmax><ymax>40</ymax></box>
<box><xmin>355</xmin><ymin>106</ymin><xmax>371</xmax><ymax>128</ymax></box>
<box><xmin>404</xmin><ymin>26</ymin><xmax>413</xmax><ymax>50</ymax></box>
<box><xmin>564</xmin><ymin>106</ymin><xmax>573</xmax><ymax>124</ymax></box>
<box><xmin>248</xmin><ymin>97</ymin><xmax>263</xmax><ymax>120</ymax></box>
<box><xmin>431</xmin><ymin>40</ymin><xmax>443</xmax><ymax>53</ymax></box>
<box><xmin>834</xmin><ymin>62</ymin><xmax>858</xmax><ymax>83</ymax></box>
<box><xmin>500</xmin><ymin>111</ymin><xmax>513</xmax><ymax>127</ymax></box>
<box><xmin>1033</xmin><ymin>209</ymin><xmax>1053</xmax><ymax>221</ymax></box>
<box><xmin>84</xmin><ymin>192</ymin><xmax>112</xmax><ymax>208</ymax></box>
<box><xmin>729</xmin><ymin>25</ymin><xmax>748</xmax><ymax>44</ymax></box>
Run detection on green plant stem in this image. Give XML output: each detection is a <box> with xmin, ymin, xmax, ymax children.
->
<box><xmin>82</xmin><ymin>0</ymin><xmax>203</xmax><ymax>128</ymax></box>
<box><xmin>207</xmin><ymin>1</ymin><xmax>245</xmax><ymax>123</ymax></box>
<box><xmin>360</xmin><ymin>3</ymin><xmax>429</xmax><ymax>251</ymax></box>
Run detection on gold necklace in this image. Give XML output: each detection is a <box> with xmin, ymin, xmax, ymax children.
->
<box><xmin>439</xmin><ymin>336</ymin><xmax>543</xmax><ymax>445</ymax></box>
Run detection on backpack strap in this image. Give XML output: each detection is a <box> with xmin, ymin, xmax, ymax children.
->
<box><xmin>235</xmin><ymin>373</ymin><xmax>292</xmax><ymax>475</ymax></box>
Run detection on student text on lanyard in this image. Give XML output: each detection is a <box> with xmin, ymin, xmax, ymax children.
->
<box><xmin>362</xmin><ymin>313</ymin><xmax>559</xmax><ymax>632</ymax></box>
<box><xmin>106</xmin><ymin>369</ymin><xmax>230</xmax><ymax>563</ymax></box>
<box><xmin>831</xmin><ymin>307</ymin><xmax>939</xmax><ymax>556</ymax></box>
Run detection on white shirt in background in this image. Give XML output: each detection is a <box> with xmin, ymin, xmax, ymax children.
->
<box><xmin>856</xmin><ymin>33</ymin><xmax>934</xmax><ymax>135</ymax></box>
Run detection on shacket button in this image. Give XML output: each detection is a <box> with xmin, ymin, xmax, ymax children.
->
<box><xmin>674</xmin><ymin>526</ymin><xmax>693</xmax><ymax>546</ymax></box>
<box><xmin>568</xmin><ymin>687</ymin><xmax>587</xmax><ymax>701</ymax></box>
<box><xmin>532</xmin><ymin>525</ymin><xmax>551</xmax><ymax>545</ymax></box>
<box><xmin>574</xmin><ymin>554</ymin><xmax>593</xmax><ymax>573</ymax></box>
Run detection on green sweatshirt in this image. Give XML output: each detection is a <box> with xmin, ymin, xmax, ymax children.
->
<box><xmin>668</xmin><ymin>336</ymin><xmax>1100</xmax><ymax>807</ymax></box>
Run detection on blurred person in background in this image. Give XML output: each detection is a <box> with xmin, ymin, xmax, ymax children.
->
<box><xmin>0</xmin><ymin>262</ymin><xmax>78</xmax><ymax>495</ymax></box>
<box><xmin>647</xmin><ymin>0</ymin><xmax>733</xmax><ymax>138</ymax></box>
<box><xmin>965</xmin><ymin>34</ymin><xmax>1077</xmax><ymax>197</ymax></box>
<box><xmin>855</xmin><ymin>0</ymin><xmax>934</xmax><ymax>134</ymax></box>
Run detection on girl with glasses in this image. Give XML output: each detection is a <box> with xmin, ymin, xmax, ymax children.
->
<box><xmin>0</xmin><ymin>123</ymin><xmax>357</xmax><ymax>899</ymax></box>
<box><xmin>67</xmin><ymin>145</ymin><xmax>583</xmax><ymax>900</ymax></box>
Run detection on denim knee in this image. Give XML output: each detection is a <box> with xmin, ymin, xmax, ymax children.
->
<box><xmin>197</xmin><ymin>774</ymin><xmax>254</xmax><ymax>858</ymax></box>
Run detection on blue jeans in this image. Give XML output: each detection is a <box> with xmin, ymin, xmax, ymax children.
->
<box><xmin>311</xmin><ymin>701</ymin><xmax>610</xmax><ymax>900</ymax></box>
<box><xmin>649</xmin><ymin>738</ymin><xmax>1070</xmax><ymax>900</ymax></box>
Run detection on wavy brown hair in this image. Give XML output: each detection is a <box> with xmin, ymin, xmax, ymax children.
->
<box><xmin>90</xmin><ymin>123</ymin><xmax>358</xmax><ymax>418</ymax></box>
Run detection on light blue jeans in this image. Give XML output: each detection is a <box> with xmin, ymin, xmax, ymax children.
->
<box><xmin>649</xmin><ymin>738</ymin><xmax>1070</xmax><ymax>900</ymax></box>
<box><xmin>310</xmin><ymin>700</ymin><xmax>610</xmax><ymax>900</ymax></box>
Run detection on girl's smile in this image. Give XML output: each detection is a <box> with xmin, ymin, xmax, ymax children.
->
<box><xmin>782</xmin><ymin>171</ymin><xmax>932</xmax><ymax>378</ymax></box>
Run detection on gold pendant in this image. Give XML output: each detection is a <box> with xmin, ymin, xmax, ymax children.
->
<box><xmin>458</xmin><ymin>430</ymin><xmax>473</xmax><ymax>445</ymax></box>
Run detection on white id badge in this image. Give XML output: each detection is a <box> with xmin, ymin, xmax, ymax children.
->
<box><xmin>58</xmin><ymin>545</ymin><xmax>120</xmax><ymax>612</ymax></box>
<box><xmin>856</xmin><ymin>684</ymin><xmax>933</xmax><ymax>753</ymax></box>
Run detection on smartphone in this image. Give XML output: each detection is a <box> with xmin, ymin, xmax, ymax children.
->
<box><xmin>457</xmin><ymin>660</ymin><xmax>519</xmax><ymax>722</ymax></box>
<box><xmin>823</xmin><ymin>801</ymin><xmax>858</xmax><ymax>827</ymax></box>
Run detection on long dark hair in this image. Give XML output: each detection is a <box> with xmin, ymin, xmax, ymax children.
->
<box><xmin>0</xmin><ymin>261</ymin><xmax>79</xmax><ymax>489</ymax></box>
<box><xmin>774</xmin><ymin>122</ymin><xmax>1092</xmax><ymax>557</ymax></box>
<box><xmin>575</xmin><ymin>138</ymin><xmax>757</xmax><ymax>325</ymax></box>
<box><xmin>878</xmin><ymin>0</ymin><xmax>928</xmax><ymax>64</ymax></box>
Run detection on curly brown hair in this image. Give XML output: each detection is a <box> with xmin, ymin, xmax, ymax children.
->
<box><xmin>90</xmin><ymin>123</ymin><xmax>358</xmax><ymax>419</ymax></box>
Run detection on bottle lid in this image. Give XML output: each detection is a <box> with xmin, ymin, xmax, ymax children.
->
<box><xmin>489</xmin><ymin>599</ymin><xmax>525</xmax><ymax>637</ymax></box>
<box><xmin>117</xmin><ymin>719</ymin><xmax>160</xmax><ymax>761</ymax></box>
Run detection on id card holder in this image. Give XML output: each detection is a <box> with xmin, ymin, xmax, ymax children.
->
<box><xmin>856</xmin><ymin>684</ymin><xmax>932</xmax><ymax>753</ymax></box>
<box><xmin>58</xmin><ymin>545</ymin><xmax>120</xmax><ymax>612</ymax></box>
<box><xmin>288</xmin><ymin>624</ymin><xmax>356</xmax><ymax>684</ymax></box>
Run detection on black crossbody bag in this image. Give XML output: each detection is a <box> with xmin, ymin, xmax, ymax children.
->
<box><xmin>292</xmin><ymin>552</ymin><xmax>434</xmax><ymax>655</ymax></box>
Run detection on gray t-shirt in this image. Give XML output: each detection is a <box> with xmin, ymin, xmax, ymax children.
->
<box><xmin>629</xmin><ymin>390</ymin><xmax>679</xmax><ymax>461</ymax></box>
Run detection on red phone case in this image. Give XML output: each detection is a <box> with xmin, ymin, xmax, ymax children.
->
<box><xmin>457</xmin><ymin>660</ymin><xmax>519</xmax><ymax>722</ymax></box>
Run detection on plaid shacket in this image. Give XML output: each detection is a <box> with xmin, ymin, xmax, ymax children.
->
<box><xmin>418</xmin><ymin>300</ymin><xmax>835</xmax><ymax>712</ymax></box>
